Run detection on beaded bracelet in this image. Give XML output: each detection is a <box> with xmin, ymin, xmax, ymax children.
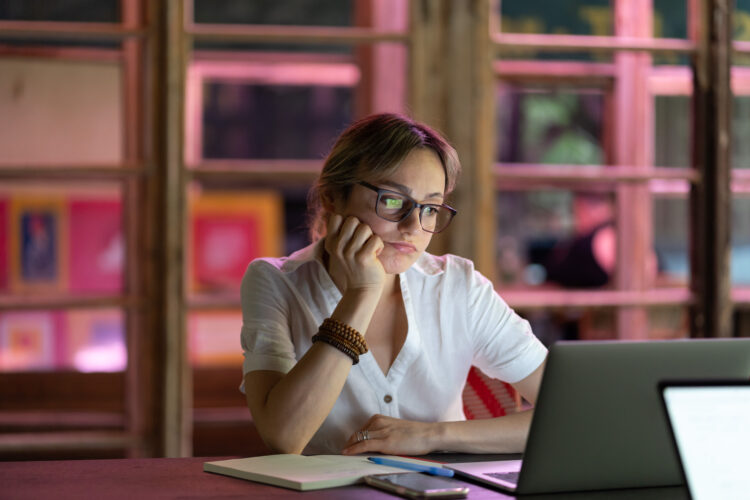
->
<box><xmin>312</xmin><ymin>317</ymin><xmax>368</xmax><ymax>364</ymax></box>
<box><xmin>320</xmin><ymin>318</ymin><xmax>368</xmax><ymax>354</ymax></box>
<box><xmin>312</xmin><ymin>333</ymin><xmax>361</xmax><ymax>364</ymax></box>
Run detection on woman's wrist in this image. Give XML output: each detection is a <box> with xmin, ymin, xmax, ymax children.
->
<box><xmin>425</xmin><ymin>421</ymin><xmax>449</xmax><ymax>453</ymax></box>
<box><xmin>331</xmin><ymin>288</ymin><xmax>381</xmax><ymax>337</ymax></box>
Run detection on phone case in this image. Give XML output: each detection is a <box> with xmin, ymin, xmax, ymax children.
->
<box><xmin>364</xmin><ymin>473</ymin><xmax>469</xmax><ymax>499</ymax></box>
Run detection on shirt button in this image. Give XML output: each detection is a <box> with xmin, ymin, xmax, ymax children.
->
<box><xmin>383</xmin><ymin>395</ymin><xmax>393</xmax><ymax>403</ymax></box>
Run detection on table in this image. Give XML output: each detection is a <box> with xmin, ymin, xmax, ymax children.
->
<box><xmin>0</xmin><ymin>456</ymin><xmax>688</xmax><ymax>499</ymax></box>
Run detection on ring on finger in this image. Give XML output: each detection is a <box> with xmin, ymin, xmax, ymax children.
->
<box><xmin>356</xmin><ymin>431</ymin><xmax>364</xmax><ymax>442</ymax></box>
<box><xmin>363</xmin><ymin>429</ymin><xmax>370</xmax><ymax>441</ymax></box>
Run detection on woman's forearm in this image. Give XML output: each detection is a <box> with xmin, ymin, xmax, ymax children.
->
<box><xmin>249</xmin><ymin>288</ymin><xmax>381</xmax><ymax>453</ymax></box>
<box><xmin>431</xmin><ymin>411</ymin><xmax>534</xmax><ymax>454</ymax></box>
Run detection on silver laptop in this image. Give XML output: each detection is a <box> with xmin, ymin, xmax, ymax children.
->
<box><xmin>446</xmin><ymin>339</ymin><xmax>750</xmax><ymax>494</ymax></box>
<box><xmin>660</xmin><ymin>380</ymin><xmax>750</xmax><ymax>500</ymax></box>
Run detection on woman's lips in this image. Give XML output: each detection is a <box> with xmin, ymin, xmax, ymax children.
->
<box><xmin>386</xmin><ymin>241</ymin><xmax>417</xmax><ymax>253</ymax></box>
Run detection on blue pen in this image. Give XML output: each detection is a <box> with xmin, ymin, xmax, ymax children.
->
<box><xmin>368</xmin><ymin>456</ymin><xmax>454</xmax><ymax>477</ymax></box>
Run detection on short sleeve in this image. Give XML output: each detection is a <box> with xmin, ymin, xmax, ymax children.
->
<box><xmin>466</xmin><ymin>266</ymin><xmax>547</xmax><ymax>383</ymax></box>
<box><xmin>240</xmin><ymin>260</ymin><xmax>297</xmax><ymax>385</ymax></box>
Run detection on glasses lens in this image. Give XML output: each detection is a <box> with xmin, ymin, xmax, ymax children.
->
<box><xmin>376</xmin><ymin>192</ymin><xmax>412</xmax><ymax>222</ymax></box>
<box><xmin>421</xmin><ymin>205</ymin><xmax>453</xmax><ymax>233</ymax></box>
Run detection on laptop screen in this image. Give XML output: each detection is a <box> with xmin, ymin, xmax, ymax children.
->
<box><xmin>662</xmin><ymin>382</ymin><xmax>750</xmax><ymax>500</ymax></box>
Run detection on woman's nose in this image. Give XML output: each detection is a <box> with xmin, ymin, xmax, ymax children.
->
<box><xmin>398</xmin><ymin>206</ymin><xmax>423</xmax><ymax>233</ymax></box>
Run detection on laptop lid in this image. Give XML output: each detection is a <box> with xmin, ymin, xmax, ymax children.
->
<box><xmin>514</xmin><ymin>339</ymin><xmax>750</xmax><ymax>494</ymax></box>
<box><xmin>660</xmin><ymin>380</ymin><xmax>750</xmax><ymax>500</ymax></box>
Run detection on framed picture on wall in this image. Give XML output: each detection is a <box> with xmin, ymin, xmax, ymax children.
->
<box><xmin>0</xmin><ymin>197</ymin><xmax>8</xmax><ymax>292</ymax></box>
<box><xmin>0</xmin><ymin>311</ymin><xmax>59</xmax><ymax>371</ymax></box>
<box><xmin>69</xmin><ymin>198</ymin><xmax>123</xmax><ymax>294</ymax></box>
<box><xmin>188</xmin><ymin>189</ymin><xmax>283</xmax><ymax>294</ymax></box>
<box><xmin>65</xmin><ymin>309</ymin><xmax>126</xmax><ymax>372</ymax></box>
<box><xmin>187</xmin><ymin>310</ymin><xmax>243</xmax><ymax>367</ymax></box>
<box><xmin>9</xmin><ymin>196</ymin><xmax>68</xmax><ymax>292</ymax></box>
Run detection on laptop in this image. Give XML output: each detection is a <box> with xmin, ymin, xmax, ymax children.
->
<box><xmin>660</xmin><ymin>380</ymin><xmax>750</xmax><ymax>500</ymax></box>
<box><xmin>445</xmin><ymin>339</ymin><xmax>750</xmax><ymax>494</ymax></box>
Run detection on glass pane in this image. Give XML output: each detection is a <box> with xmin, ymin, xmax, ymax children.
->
<box><xmin>734</xmin><ymin>96</ymin><xmax>750</xmax><ymax>169</ymax></box>
<box><xmin>653</xmin><ymin>196</ymin><xmax>689</xmax><ymax>285</ymax></box>
<box><xmin>0</xmin><ymin>308</ymin><xmax>126</xmax><ymax>373</ymax></box>
<box><xmin>499</xmin><ymin>0</ymin><xmax>612</xmax><ymax>36</ymax></box>
<box><xmin>496</xmin><ymin>189</ymin><xmax>616</xmax><ymax>289</ymax></box>
<box><xmin>653</xmin><ymin>0</ymin><xmax>687</xmax><ymax>39</ymax></box>
<box><xmin>0</xmin><ymin>0</ymin><xmax>119</xmax><ymax>22</ymax></box>
<box><xmin>0</xmin><ymin>58</ymin><xmax>123</xmax><ymax>165</ymax></box>
<box><xmin>736</xmin><ymin>0</ymin><xmax>750</xmax><ymax>40</ymax></box>
<box><xmin>0</xmin><ymin>182</ymin><xmax>124</xmax><ymax>297</ymax></box>
<box><xmin>496</xmin><ymin>85</ymin><xmax>605</xmax><ymax>164</ymax></box>
<box><xmin>188</xmin><ymin>310</ymin><xmax>242</xmax><ymax>367</ymax></box>
<box><xmin>649</xmin><ymin>306</ymin><xmax>689</xmax><ymax>338</ymax></box>
<box><xmin>732</xmin><ymin>196</ymin><xmax>750</xmax><ymax>285</ymax></box>
<box><xmin>654</xmin><ymin>95</ymin><xmax>690</xmax><ymax>167</ymax></box>
<box><xmin>520</xmin><ymin>308</ymin><xmax>616</xmax><ymax>346</ymax></box>
<box><xmin>651</xmin><ymin>93</ymin><xmax>750</xmax><ymax>167</ymax></box>
<box><xmin>737</xmin><ymin>0</ymin><xmax>750</xmax><ymax>64</ymax></box>
<box><xmin>497</xmin><ymin>0</ymin><xmax>612</xmax><ymax>62</ymax></box>
<box><xmin>653</xmin><ymin>195</ymin><xmax>750</xmax><ymax>286</ymax></box>
<box><xmin>187</xmin><ymin>183</ymin><xmax>293</xmax><ymax>298</ymax></box>
<box><xmin>193</xmin><ymin>0</ymin><xmax>353</xmax><ymax>26</ymax></box>
<box><xmin>201</xmin><ymin>82</ymin><xmax>353</xmax><ymax>159</ymax></box>
<box><xmin>652</xmin><ymin>0</ymin><xmax>689</xmax><ymax>65</ymax></box>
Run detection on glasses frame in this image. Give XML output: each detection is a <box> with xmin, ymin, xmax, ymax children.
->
<box><xmin>358</xmin><ymin>181</ymin><xmax>457</xmax><ymax>234</ymax></box>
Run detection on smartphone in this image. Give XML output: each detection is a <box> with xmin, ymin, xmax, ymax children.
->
<box><xmin>363</xmin><ymin>472</ymin><xmax>469</xmax><ymax>499</ymax></box>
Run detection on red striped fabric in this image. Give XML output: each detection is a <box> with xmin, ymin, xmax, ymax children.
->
<box><xmin>462</xmin><ymin>366</ymin><xmax>518</xmax><ymax>419</ymax></box>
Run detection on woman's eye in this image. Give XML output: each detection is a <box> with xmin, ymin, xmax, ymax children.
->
<box><xmin>382</xmin><ymin>197</ymin><xmax>404</xmax><ymax>210</ymax></box>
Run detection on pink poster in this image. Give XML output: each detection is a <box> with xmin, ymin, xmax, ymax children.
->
<box><xmin>69</xmin><ymin>199</ymin><xmax>122</xmax><ymax>293</ymax></box>
<box><xmin>0</xmin><ymin>312</ymin><xmax>58</xmax><ymax>371</ymax></box>
<box><xmin>193</xmin><ymin>214</ymin><xmax>260</xmax><ymax>292</ymax></box>
<box><xmin>0</xmin><ymin>199</ymin><xmax>7</xmax><ymax>291</ymax></box>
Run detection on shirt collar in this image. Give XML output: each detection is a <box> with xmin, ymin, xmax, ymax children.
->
<box><xmin>278</xmin><ymin>238</ymin><xmax>326</xmax><ymax>274</ymax></box>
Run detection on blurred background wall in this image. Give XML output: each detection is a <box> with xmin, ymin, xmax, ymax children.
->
<box><xmin>1</xmin><ymin>0</ymin><xmax>749</xmax><ymax>460</ymax></box>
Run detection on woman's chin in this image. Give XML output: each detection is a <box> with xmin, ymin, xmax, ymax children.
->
<box><xmin>378</xmin><ymin>252</ymin><xmax>419</xmax><ymax>275</ymax></box>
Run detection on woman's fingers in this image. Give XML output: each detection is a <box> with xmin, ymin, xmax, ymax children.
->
<box><xmin>324</xmin><ymin>215</ymin><xmax>385</xmax><ymax>291</ymax></box>
<box><xmin>326</xmin><ymin>215</ymin><xmax>358</xmax><ymax>256</ymax></box>
<box><xmin>343</xmin><ymin>222</ymin><xmax>373</xmax><ymax>259</ymax></box>
<box><xmin>359</xmin><ymin>233</ymin><xmax>384</xmax><ymax>260</ymax></box>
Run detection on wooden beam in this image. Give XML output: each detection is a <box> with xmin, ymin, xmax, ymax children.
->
<box><xmin>186</xmin><ymin>24</ymin><xmax>406</xmax><ymax>45</ymax></box>
<box><xmin>611</xmin><ymin>0</ymin><xmax>654</xmax><ymax>340</ymax></box>
<box><xmin>149</xmin><ymin>0</ymin><xmax>191</xmax><ymax>457</ymax></box>
<box><xmin>0</xmin><ymin>432</ymin><xmax>133</xmax><ymax>452</ymax></box>
<box><xmin>0</xmin><ymin>411</ymin><xmax>125</xmax><ymax>428</ymax></box>
<box><xmin>352</xmin><ymin>0</ymin><xmax>408</xmax><ymax>116</ymax></box>
<box><xmin>0</xmin><ymin>165</ymin><xmax>146</xmax><ymax>179</ymax></box>
<box><xmin>493</xmin><ymin>33</ymin><xmax>695</xmax><ymax>55</ymax></box>
<box><xmin>0</xmin><ymin>20</ymin><xmax>145</xmax><ymax>40</ymax></box>
<box><xmin>494</xmin><ymin>165</ymin><xmax>700</xmax><ymax>183</ymax></box>
<box><xmin>689</xmin><ymin>0</ymin><xmax>733</xmax><ymax>337</ymax></box>
<box><xmin>435</xmin><ymin>0</ymin><xmax>495</xmax><ymax>277</ymax></box>
<box><xmin>409</xmin><ymin>0</ymin><xmax>448</xmax><ymax>256</ymax></box>
<box><xmin>501</xmin><ymin>287</ymin><xmax>692</xmax><ymax>310</ymax></box>
<box><xmin>121</xmin><ymin>0</ymin><xmax>152</xmax><ymax>460</ymax></box>
<box><xmin>0</xmin><ymin>295</ymin><xmax>136</xmax><ymax>311</ymax></box>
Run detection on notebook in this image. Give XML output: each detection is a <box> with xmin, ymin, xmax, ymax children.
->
<box><xmin>445</xmin><ymin>339</ymin><xmax>750</xmax><ymax>495</ymax></box>
<box><xmin>204</xmin><ymin>454</ymin><xmax>444</xmax><ymax>491</ymax></box>
<box><xmin>660</xmin><ymin>380</ymin><xmax>750</xmax><ymax>500</ymax></box>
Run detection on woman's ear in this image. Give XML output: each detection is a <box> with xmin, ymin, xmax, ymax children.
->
<box><xmin>321</xmin><ymin>191</ymin><xmax>337</xmax><ymax>213</ymax></box>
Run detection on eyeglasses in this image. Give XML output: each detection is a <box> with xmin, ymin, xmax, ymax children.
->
<box><xmin>358</xmin><ymin>181</ymin><xmax>457</xmax><ymax>234</ymax></box>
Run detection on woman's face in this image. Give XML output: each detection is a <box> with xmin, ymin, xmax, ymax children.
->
<box><xmin>336</xmin><ymin>147</ymin><xmax>447</xmax><ymax>275</ymax></box>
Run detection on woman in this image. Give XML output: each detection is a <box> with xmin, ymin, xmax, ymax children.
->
<box><xmin>241</xmin><ymin>113</ymin><xmax>547</xmax><ymax>456</ymax></box>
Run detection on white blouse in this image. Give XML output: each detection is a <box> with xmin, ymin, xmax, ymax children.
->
<box><xmin>240</xmin><ymin>239</ymin><xmax>547</xmax><ymax>454</ymax></box>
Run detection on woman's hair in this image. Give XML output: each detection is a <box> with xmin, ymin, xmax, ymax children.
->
<box><xmin>307</xmin><ymin>113</ymin><xmax>461</xmax><ymax>241</ymax></box>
